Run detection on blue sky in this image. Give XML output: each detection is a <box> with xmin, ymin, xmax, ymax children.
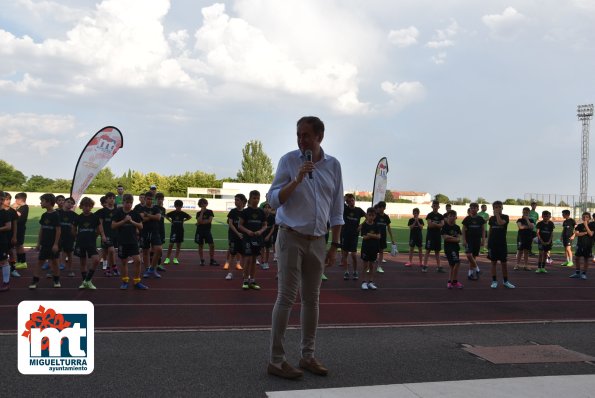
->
<box><xmin>1</xmin><ymin>0</ymin><xmax>594</xmax><ymax>201</ymax></box>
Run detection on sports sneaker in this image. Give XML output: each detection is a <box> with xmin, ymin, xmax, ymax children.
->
<box><xmin>210</xmin><ymin>259</ymin><xmax>219</xmax><ymax>266</ymax></box>
<box><xmin>112</xmin><ymin>267</ymin><xmax>120</xmax><ymax>276</ymax></box>
<box><xmin>581</xmin><ymin>273</ymin><xmax>588</xmax><ymax>280</ymax></box>
<box><xmin>200</xmin><ymin>259</ymin><xmax>206</xmax><ymax>266</ymax></box>
<box><xmin>59</xmin><ymin>263</ymin><xmax>65</xmax><ymax>270</ymax></box>
<box><xmin>436</xmin><ymin>267</ymin><xmax>446</xmax><ymax>273</ymax></box>
<box><xmin>164</xmin><ymin>258</ymin><xmax>170</xmax><ymax>265</ymax></box>
<box><xmin>467</xmin><ymin>273</ymin><xmax>478</xmax><ymax>281</ymax></box>
<box><xmin>0</xmin><ymin>282</ymin><xmax>9</xmax><ymax>292</ymax></box>
<box><xmin>541</xmin><ymin>268</ymin><xmax>548</xmax><ymax>274</ymax></box>
<box><xmin>376</xmin><ymin>266</ymin><xmax>384</xmax><ymax>273</ymax></box>
<box><xmin>368</xmin><ymin>282</ymin><xmax>377</xmax><ymax>290</ymax></box>
<box><xmin>421</xmin><ymin>265</ymin><xmax>428</xmax><ymax>273</ymax></box>
<box><xmin>85</xmin><ymin>281</ymin><xmax>97</xmax><ymax>290</ymax></box>
<box><xmin>127</xmin><ymin>259</ymin><xmax>134</xmax><ymax>264</ymax></box>
<box><xmin>235</xmin><ymin>262</ymin><xmax>243</xmax><ymax>270</ymax></box>
<box><xmin>352</xmin><ymin>271</ymin><xmax>359</xmax><ymax>280</ymax></box>
<box><xmin>153</xmin><ymin>270</ymin><xmax>162</xmax><ymax>278</ymax></box>
<box><xmin>513</xmin><ymin>265</ymin><xmax>519</xmax><ymax>271</ymax></box>
<box><xmin>490</xmin><ymin>281</ymin><xmax>498</xmax><ymax>289</ymax></box>
<box><xmin>321</xmin><ymin>274</ymin><xmax>328</xmax><ymax>281</ymax></box>
<box><xmin>15</xmin><ymin>262</ymin><xmax>28</xmax><ymax>270</ymax></box>
<box><xmin>404</xmin><ymin>262</ymin><xmax>412</xmax><ymax>267</ymax></box>
<box><xmin>447</xmin><ymin>282</ymin><xmax>453</xmax><ymax>289</ymax></box>
<box><xmin>41</xmin><ymin>262</ymin><xmax>49</xmax><ymax>270</ymax></box>
<box><xmin>454</xmin><ymin>282</ymin><xmax>464</xmax><ymax>289</ymax></box>
<box><xmin>134</xmin><ymin>282</ymin><xmax>149</xmax><ymax>290</ymax></box>
<box><xmin>28</xmin><ymin>282</ymin><xmax>38</xmax><ymax>290</ymax></box>
<box><xmin>249</xmin><ymin>281</ymin><xmax>261</xmax><ymax>290</ymax></box>
<box><xmin>225</xmin><ymin>272</ymin><xmax>233</xmax><ymax>280</ymax></box>
<box><xmin>242</xmin><ymin>281</ymin><xmax>250</xmax><ymax>290</ymax></box>
<box><xmin>570</xmin><ymin>273</ymin><xmax>581</xmax><ymax>278</ymax></box>
<box><xmin>223</xmin><ymin>262</ymin><xmax>230</xmax><ymax>270</ymax></box>
<box><xmin>120</xmin><ymin>282</ymin><xmax>129</xmax><ymax>290</ymax></box>
<box><xmin>560</xmin><ymin>261</ymin><xmax>568</xmax><ymax>266</ymax></box>
<box><xmin>256</xmin><ymin>260</ymin><xmax>260</xmax><ymax>265</ymax></box>
<box><xmin>566</xmin><ymin>261</ymin><xmax>574</xmax><ymax>267</ymax></box>
<box><xmin>382</xmin><ymin>259</ymin><xmax>387</xmax><ymax>263</ymax></box>
<box><xmin>10</xmin><ymin>270</ymin><xmax>21</xmax><ymax>277</ymax></box>
<box><xmin>262</xmin><ymin>262</ymin><xmax>270</xmax><ymax>270</ymax></box>
<box><xmin>361</xmin><ymin>282</ymin><xmax>369</xmax><ymax>290</ymax></box>
<box><xmin>173</xmin><ymin>258</ymin><xmax>180</xmax><ymax>264</ymax></box>
<box><xmin>343</xmin><ymin>272</ymin><xmax>350</xmax><ymax>280</ymax></box>
<box><xmin>68</xmin><ymin>271</ymin><xmax>75</xmax><ymax>277</ymax></box>
<box><xmin>53</xmin><ymin>282</ymin><xmax>61</xmax><ymax>288</ymax></box>
<box><xmin>535</xmin><ymin>268</ymin><xmax>542</xmax><ymax>274</ymax></box>
<box><xmin>156</xmin><ymin>265</ymin><xmax>167</xmax><ymax>272</ymax></box>
<box><xmin>143</xmin><ymin>269</ymin><xmax>154</xmax><ymax>278</ymax></box>
<box><xmin>79</xmin><ymin>281</ymin><xmax>87</xmax><ymax>289</ymax></box>
<box><xmin>503</xmin><ymin>281</ymin><xmax>515</xmax><ymax>289</ymax></box>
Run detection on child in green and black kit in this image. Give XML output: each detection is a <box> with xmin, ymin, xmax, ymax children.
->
<box><xmin>535</xmin><ymin>211</ymin><xmax>554</xmax><ymax>273</ymax></box>
<box><xmin>74</xmin><ymin>197</ymin><xmax>101</xmax><ymax>290</ymax></box>
<box><xmin>29</xmin><ymin>193</ymin><xmax>62</xmax><ymax>289</ymax></box>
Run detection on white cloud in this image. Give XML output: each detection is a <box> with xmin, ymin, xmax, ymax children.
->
<box><xmin>16</xmin><ymin>0</ymin><xmax>88</xmax><ymax>24</ymax></box>
<box><xmin>388</xmin><ymin>26</ymin><xmax>419</xmax><ymax>48</ymax></box>
<box><xmin>426</xmin><ymin>20</ymin><xmax>459</xmax><ymax>48</ymax></box>
<box><xmin>431</xmin><ymin>52</ymin><xmax>447</xmax><ymax>65</ymax></box>
<box><xmin>482</xmin><ymin>7</ymin><xmax>526</xmax><ymax>39</ymax></box>
<box><xmin>0</xmin><ymin>112</ymin><xmax>75</xmax><ymax>154</ymax></box>
<box><xmin>380</xmin><ymin>80</ymin><xmax>426</xmax><ymax>111</ymax></box>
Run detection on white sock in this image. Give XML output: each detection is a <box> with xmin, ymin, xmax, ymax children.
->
<box><xmin>2</xmin><ymin>265</ymin><xmax>10</xmax><ymax>283</ymax></box>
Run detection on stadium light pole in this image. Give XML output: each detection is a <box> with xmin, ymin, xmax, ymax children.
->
<box><xmin>578</xmin><ymin>104</ymin><xmax>594</xmax><ymax>213</ymax></box>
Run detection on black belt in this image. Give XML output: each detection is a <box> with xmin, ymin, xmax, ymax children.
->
<box><xmin>280</xmin><ymin>226</ymin><xmax>322</xmax><ymax>241</ymax></box>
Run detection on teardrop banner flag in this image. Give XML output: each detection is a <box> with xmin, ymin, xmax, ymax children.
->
<box><xmin>70</xmin><ymin>126</ymin><xmax>124</xmax><ymax>204</ymax></box>
<box><xmin>371</xmin><ymin>157</ymin><xmax>388</xmax><ymax>206</ymax></box>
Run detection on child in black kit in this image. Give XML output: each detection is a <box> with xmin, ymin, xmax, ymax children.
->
<box><xmin>442</xmin><ymin>210</ymin><xmax>463</xmax><ymax>289</ymax></box>
<box><xmin>361</xmin><ymin>208</ymin><xmax>381</xmax><ymax>290</ymax></box>
<box><xmin>74</xmin><ymin>197</ymin><xmax>101</xmax><ymax>289</ymax></box>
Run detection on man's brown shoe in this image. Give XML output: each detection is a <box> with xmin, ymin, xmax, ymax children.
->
<box><xmin>267</xmin><ymin>361</ymin><xmax>304</xmax><ymax>379</ymax></box>
<box><xmin>299</xmin><ymin>357</ymin><xmax>328</xmax><ymax>376</ymax></box>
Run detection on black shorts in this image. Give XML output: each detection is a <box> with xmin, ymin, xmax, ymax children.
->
<box><xmin>409</xmin><ymin>233</ymin><xmax>422</xmax><ymax>248</ymax></box>
<box><xmin>487</xmin><ymin>246</ymin><xmax>507</xmax><ymax>263</ymax></box>
<box><xmin>465</xmin><ymin>238</ymin><xmax>481</xmax><ymax>256</ymax></box>
<box><xmin>445</xmin><ymin>249</ymin><xmax>460</xmax><ymax>266</ymax></box>
<box><xmin>169</xmin><ymin>230</ymin><xmax>185</xmax><ymax>244</ymax></box>
<box><xmin>379</xmin><ymin>236</ymin><xmax>387</xmax><ymax>250</ymax></box>
<box><xmin>118</xmin><ymin>243</ymin><xmax>140</xmax><ymax>259</ymax></box>
<box><xmin>195</xmin><ymin>231</ymin><xmax>214</xmax><ymax>245</ymax></box>
<box><xmin>228</xmin><ymin>238</ymin><xmax>243</xmax><ymax>256</ymax></box>
<box><xmin>425</xmin><ymin>236</ymin><xmax>441</xmax><ymax>251</ymax></box>
<box><xmin>575</xmin><ymin>244</ymin><xmax>592</xmax><ymax>258</ymax></box>
<box><xmin>517</xmin><ymin>237</ymin><xmax>532</xmax><ymax>251</ymax></box>
<box><xmin>0</xmin><ymin>247</ymin><xmax>8</xmax><ymax>261</ymax></box>
<box><xmin>16</xmin><ymin>226</ymin><xmax>26</xmax><ymax>246</ymax></box>
<box><xmin>75</xmin><ymin>246</ymin><xmax>98</xmax><ymax>258</ymax></box>
<box><xmin>142</xmin><ymin>232</ymin><xmax>162</xmax><ymax>249</ymax></box>
<box><xmin>61</xmin><ymin>237</ymin><xmax>74</xmax><ymax>252</ymax></box>
<box><xmin>101</xmin><ymin>236</ymin><xmax>118</xmax><ymax>250</ymax></box>
<box><xmin>341</xmin><ymin>232</ymin><xmax>359</xmax><ymax>253</ymax></box>
<box><xmin>39</xmin><ymin>246</ymin><xmax>60</xmax><ymax>261</ymax></box>
<box><xmin>538</xmin><ymin>242</ymin><xmax>552</xmax><ymax>252</ymax></box>
<box><xmin>562</xmin><ymin>236</ymin><xmax>572</xmax><ymax>247</ymax></box>
<box><xmin>243</xmin><ymin>239</ymin><xmax>261</xmax><ymax>257</ymax></box>
<box><xmin>262</xmin><ymin>237</ymin><xmax>273</xmax><ymax>249</ymax></box>
<box><xmin>361</xmin><ymin>249</ymin><xmax>378</xmax><ymax>263</ymax></box>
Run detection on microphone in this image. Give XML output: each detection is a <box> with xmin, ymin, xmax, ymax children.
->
<box><xmin>305</xmin><ymin>149</ymin><xmax>313</xmax><ymax>179</ymax></box>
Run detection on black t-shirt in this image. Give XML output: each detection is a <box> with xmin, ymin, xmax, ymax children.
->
<box><xmin>139</xmin><ymin>205</ymin><xmax>160</xmax><ymax>234</ymax></box>
<box><xmin>462</xmin><ymin>215</ymin><xmax>485</xmax><ymax>240</ymax></box>
<box><xmin>562</xmin><ymin>218</ymin><xmax>576</xmax><ymax>238</ymax></box>
<box><xmin>226</xmin><ymin>208</ymin><xmax>243</xmax><ymax>239</ymax></box>
<box><xmin>575</xmin><ymin>223</ymin><xmax>593</xmax><ymax>247</ymax></box>
<box><xmin>133</xmin><ymin>203</ymin><xmax>145</xmax><ymax>213</ymax></box>
<box><xmin>196</xmin><ymin>209</ymin><xmax>215</xmax><ymax>233</ymax></box>
<box><xmin>264</xmin><ymin>213</ymin><xmax>276</xmax><ymax>238</ymax></box>
<box><xmin>426</xmin><ymin>211</ymin><xmax>444</xmax><ymax>238</ymax></box>
<box><xmin>488</xmin><ymin>214</ymin><xmax>509</xmax><ymax>246</ymax></box>
<box><xmin>39</xmin><ymin>211</ymin><xmax>61</xmax><ymax>247</ymax></box>
<box><xmin>361</xmin><ymin>221</ymin><xmax>381</xmax><ymax>253</ymax></box>
<box><xmin>0</xmin><ymin>209</ymin><xmax>10</xmax><ymax>247</ymax></box>
<box><xmin>113</xmin><ymin>208</ymin><xmax>142</xmax><ymax>245</ymax></box>
<box><xmin>57</xmin><ymin>209</ymin><xmax>76</xmax><ymax>240</ymax></box>
<box><xmin>2</xmin><ymin>208</ymin><xmax>17</xmax><ymax>242</ymax></box>
<box><xmin>516</xmin><ymin>218</ymin><xmax>533</xmax><ymax>241</ymax></box>
<box><xmin>343</xmin><ymin>205</ymin><xmax>366</xmax><ymax>235</ymax></box>
<box><xmin>374</xmin><ymin>213</ymin><xmax>391</xmax><ymax>238</ymax></box>
<box><xmin>156</xmin><ymin>205</ymin><xmax>166</xmax><ymax>237</ymax></box>
<box><xmin>240</xmin><ymin>207</ymin><xmax>266</xmax><ymax>233</ymax></box>
<box><xmin>74</xmin><ymin>212</ymin><xmax>100</xmax><ymax>247</ymax></box>
<box><xmin>536</xmin><ymin>220</ymin><xmax>555</xmax><ymax>243</ymax></box>
<box><xmin>17</xmin><ymin>204</ymin><xmax>29</xmax><ymax>227</ymax></box>
<box><xmin>96</xmin><ymin>207</ymin><xmax>117</xmax><ymax>238</ymax></box>
<box><xmin>167</xmin><ymin>210</ymin><xmax>192</xmax><ymax>234</ymax></box>
<box><xmin>407</xmin><ymin>217</ymin><xmax>424</xmax><ymax>237</ymax></box>
<box><xmin>441</xmin><ymin>223</ymin><xmax>462</xmax><ymax>253</ymax></box>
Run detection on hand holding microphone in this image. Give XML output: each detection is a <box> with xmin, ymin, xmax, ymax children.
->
<box><xmin>305</xmin><ymin>149</ymin><xmax>313</xmax><ymax>179</ymax></box>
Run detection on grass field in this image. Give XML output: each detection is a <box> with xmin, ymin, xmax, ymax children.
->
<box><xmin>19</xmin><ymin>206</ymin><xmax>567</xmax><ymax>254</ymax></box>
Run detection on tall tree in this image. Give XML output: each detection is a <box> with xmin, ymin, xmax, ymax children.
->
<box><xmin>236</xmin><ymin>140</ymin><xmax>274</xmax><ymax>183</ymax></box>
<box><xmin>0</xmin><ymin>160</ymin><xmax>27</xmax><ymax>189</ymax></box>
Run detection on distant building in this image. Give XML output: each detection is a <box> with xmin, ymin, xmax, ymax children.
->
<box><xmin>352</xmin><ymin>190</ymin><xmax>431</xmax><ymax>204</ymax></box>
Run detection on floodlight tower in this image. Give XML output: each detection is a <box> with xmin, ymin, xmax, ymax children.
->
<box><xmin>578</xmin><ymin>104</ymin><xmax>594</xmax><ymax>213</ymax></box>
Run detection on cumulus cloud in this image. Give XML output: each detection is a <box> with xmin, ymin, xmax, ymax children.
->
<box><xmin>380</xmin><ymin>80</ymin><xmax>426</xmax><ymax>111</ymax></box>
<box><xmin>0</xmin><ymin>112</ymin><xmax>75</xmax><ymax>153</ymax></box>
<box><xmin>426</xmin><ymin>20</ymin><xmax>459</xmax><ymax>48</ymax></box>
<box><xmin>482</xmin><ymin>7</ymin><xmax>526</xmax><ymax>39</ymax></box>
<box><xmin>388</xmin><ymin>26</ymin><xmax>419</xmax><ymax>48</ymax></box>
<box><xmin>431</xmin><ymin>52</ymin><xmax>447</xmax><ymax>65</ymax></box>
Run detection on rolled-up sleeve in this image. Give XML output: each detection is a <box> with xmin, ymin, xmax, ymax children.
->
<box><xmin>329</xmin><ymin>159</ymin><xmax>345</xmax><ymax>228</ymax></box>
<box><xmin>267</xmin><ymin>154</ymin><xmax>291</xmax><ymax>210</ymax></box>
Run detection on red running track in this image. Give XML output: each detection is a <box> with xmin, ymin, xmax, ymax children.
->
<box><xmin>1</xmin><ymin>251</ymin><xmax>594</xmax><ymax>332</ymax></box>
